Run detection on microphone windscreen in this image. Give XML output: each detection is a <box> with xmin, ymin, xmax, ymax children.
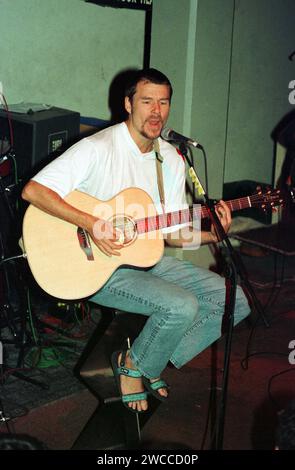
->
<box><xmin>160</xmin><ymin>127</ymin><xmax>172</xmax><ymax>140</ymax></box>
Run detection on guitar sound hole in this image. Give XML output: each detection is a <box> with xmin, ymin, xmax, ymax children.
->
<box><xmin>109</xmin><ymin>215</ymin><xmax>137</xmax><ymax>246</ymax></box>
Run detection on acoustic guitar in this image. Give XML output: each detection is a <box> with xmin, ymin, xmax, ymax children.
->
<box><xmin>22</xmin><ymin>187</ymin><xmax>282</xmax><ymax>300</ymax></box>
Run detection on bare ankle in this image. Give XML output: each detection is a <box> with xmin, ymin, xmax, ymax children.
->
<box><xmin>125</xmin><ymin>352</ymin><xmax>135</xmax><ymax>369</ymax></box>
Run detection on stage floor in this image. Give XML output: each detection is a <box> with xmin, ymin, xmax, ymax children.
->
<box><xmin>1</xmin><ymin>250</ymin><xmax>295</xmax><ymax>450</ymax></box>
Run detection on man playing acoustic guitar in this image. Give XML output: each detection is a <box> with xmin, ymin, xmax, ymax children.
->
<box><xmin>22</xmin><ymin>68</ymin><xmax>250</xmax><ymax>413</ymax></box>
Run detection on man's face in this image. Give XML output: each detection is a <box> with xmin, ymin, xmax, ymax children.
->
<box><xmin>125</xmin><ymin>80</ymin><xmax>171</xmax><ymax>143</ymax></box>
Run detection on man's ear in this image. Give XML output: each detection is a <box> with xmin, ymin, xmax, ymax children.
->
<box><xmin>125</xmin><ymin>96</ymin><xmax>132</xmax><ymax>115</ymax></box>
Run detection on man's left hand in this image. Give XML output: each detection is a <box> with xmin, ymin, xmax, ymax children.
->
<box><xmin>210</xmin><ymin>200</ymin><xmax>232</xmax><ymax>242</ymax></box>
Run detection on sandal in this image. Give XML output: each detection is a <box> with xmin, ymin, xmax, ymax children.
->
<box><xmin>111</xmin><ymin>350</ymin><xmax>148</xmax><ymax>414</ymax></box>
<box><xmin>142</xmin><ymin>376</ymin><xmax>169</xmax><ymax>402</ymax></box>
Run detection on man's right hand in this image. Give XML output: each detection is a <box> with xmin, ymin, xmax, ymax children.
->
<box><xmin>88</xmin><ymin>218</ymin><xmax>124</xmax><ymax>257</ymax></box>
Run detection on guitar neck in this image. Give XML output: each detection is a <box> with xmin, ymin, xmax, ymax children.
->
<box><xmin>201</xmin><ymin>196</ymin><xmax>253</xmax><ymax>219</ymax></box>
<box><xmin>136</xmin><ymin>195</ymin><xmax>254</xmax><ymax>234</ymax></box>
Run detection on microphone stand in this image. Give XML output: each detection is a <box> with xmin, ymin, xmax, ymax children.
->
<box><xmin>179</xmin><ymin>142</ymin><xmax>269</xmax><ymax>450</ymax></box>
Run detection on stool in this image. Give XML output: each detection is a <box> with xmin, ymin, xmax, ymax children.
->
<box><xmin>71</xmin><ymin>306</ymin><xmax>160</xmax><ymax>450</ymax></box>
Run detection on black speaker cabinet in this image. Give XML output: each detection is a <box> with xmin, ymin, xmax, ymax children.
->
<box><xmin>0</xmin><ymin>106</ymin><xmax>80</xmax><ymax>180</ymax></box>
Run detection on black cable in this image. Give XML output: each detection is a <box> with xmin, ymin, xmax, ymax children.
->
<box><xmin>0</xmin><ymin>92</ymin><xmax>14</xmax><ymax>150</ymax></box>
<box><xmin>0</xmin><ymin>396</ymin><xmax>12</xmax><ymax>433</ymax></box>
<box><xmin>221</xmin><ymin>0</ymin><xmax>236</xmax><ymax>189</ymax></box>
<box><xmin>240</xmin><ymin>315</ymin><xmax>260</xmax><ymax>370</ymax></box>
<box><xmin>260</xmin><ymin>251</ymin><xmax>280</xmax><ymax>309</ymax></box>
<box><xmin>199</xmin><ymin>146</ymin><xmax>209</xmax><ymax>196</ymax></box>
<box><xmin>186</xmin><ymin>145</ymin><xmax>209</xmax><ymax>199</ymax></box>
<box><xmin>263</xmin><ymin>253</ymin><xmax>286</xmax><ymax>313</ymax></box>
<box><xmin>0</xmin><ymin>254</ymin><xmax>26</xmax><ymax>266</ymax></box>
<box><xmin>240</xmin><ymin>249</ymin><xmax>287</xmax><ymax>369</ymax></box>
<box><xmin>0</xmin><ymin>394</ymin><xmax>30</xmax><ymax>424</ymax></box>
<box><xmin>241</xmin><ymin>350</ymin><xmax>288</xmax><ymax>370</ymax></box>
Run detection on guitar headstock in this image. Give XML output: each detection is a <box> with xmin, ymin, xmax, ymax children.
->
<box><xmin>251</xmin><ymin>187</ymin><xmax>284</xmax><ymax>211</ymax></box>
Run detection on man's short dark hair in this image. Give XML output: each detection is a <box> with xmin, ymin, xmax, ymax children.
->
<box><xmin>125</xmin><ymin>68</ymin><xmax>173</xmax><ymax>103</ymax></box>
<box><xmin>276</xmin><ymin>399</ymin><xmax>295</xmax><ymax>450</ymax></box>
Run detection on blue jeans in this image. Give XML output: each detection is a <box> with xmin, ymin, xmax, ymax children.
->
<box><xmin>90</xmin><ymin>256</ymin><xmax>250</xmax><ymax>379</ymax></box>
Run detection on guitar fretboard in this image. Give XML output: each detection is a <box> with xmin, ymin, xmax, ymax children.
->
<box><xmin>135</xmin><ymin>194</ymin><xmax>264</xmax><ymax>234</ymax></box>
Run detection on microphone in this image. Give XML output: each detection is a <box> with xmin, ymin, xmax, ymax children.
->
<box><xmin>161</xmin><ymin>127</ymin><xmax>202</xmax><ymax>148</ymax></box>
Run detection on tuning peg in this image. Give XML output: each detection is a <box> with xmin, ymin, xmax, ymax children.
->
<box><xmin>256</xmin><ymin>185</ymin><xmax>262</xmax><ymax>194</ymax></box>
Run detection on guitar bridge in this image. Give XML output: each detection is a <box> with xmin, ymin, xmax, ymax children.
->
<box><xmin>77</xmin><ymin>227</ymin><xmax>94</xmax><ymax>261</ymax></box>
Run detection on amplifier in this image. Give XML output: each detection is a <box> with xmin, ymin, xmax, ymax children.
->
<box><xmin>0</xmin><ymin>106</ymin><xmax>80</xmax><ymax>180</ymax></box>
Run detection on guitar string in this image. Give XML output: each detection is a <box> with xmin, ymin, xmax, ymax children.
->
<box><xmin>113</xmin><ymin>191</ymin><xmax>282</xmax><ymax>236</ymax></box>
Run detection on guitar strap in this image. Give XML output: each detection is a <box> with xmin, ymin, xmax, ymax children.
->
<box><xmin>153</xmin><ymin>138</ymin><xmax>166</xmax><ymax>213</ymax></box>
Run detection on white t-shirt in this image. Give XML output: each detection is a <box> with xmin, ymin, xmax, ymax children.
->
<box><xmin>32</xmin><ymin>122</ymin><xmax>189</xmax><ymax>233</ymax></box>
